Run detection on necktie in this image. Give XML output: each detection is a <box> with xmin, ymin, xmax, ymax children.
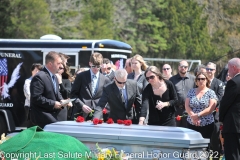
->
<box><xmin>92</xmin><ymin>75</ymin><xmax>97</xmax><ymax>95</ymax></box>
<box><xmin>120</xmin><ymin>89</ymin><xmax>125</xmax><ymax>105</ymax></box>
<box><xmin>52</xmin><ymin>75</ymin><xmax>56</xmax><ymax>93</ymax></box>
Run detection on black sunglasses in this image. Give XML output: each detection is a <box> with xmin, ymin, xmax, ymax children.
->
<box><xmin>206</xmin><ymin>68</ymin><xmax>215</xmax><ymax>71</ymax></box>
<box><xmin>90</xmin><ymin>65</ymin><xmax>101</xmax><ymax>69</ymax></box>
<box><xmin>179</xmin><ymin>65</ymin><xmax>188</xmax><ymax>69</ymax></box>
<box><xmin>162</xmin><ymin>68</ymin><xmax>170</xmax><ymax>71</ymax></box>
<box><xmin>197</xmin><ymin>78</ymin><xmax>206</xmax><ymax>81</ymax></box>
<box><xmin>146</xmin><ymin>75</ymin><xmax>155</xmax><ymax>81</ymax></box>
<box><xmin>115</xmin><ymin>78</ymin><xmax>126</xmax><ymax>84</ymax></box>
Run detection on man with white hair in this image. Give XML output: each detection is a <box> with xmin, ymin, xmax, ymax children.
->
<box><xmin>93</xmin><ymin>69</ymin><xmax>142</xmax><ymax>123</ymax></box>
<box><xmin>220</xmin><ymin>58</ymin><xmax>240</xmax><ymax>160</ymax></box>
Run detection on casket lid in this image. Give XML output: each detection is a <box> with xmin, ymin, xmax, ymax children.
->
<box><xmin>44</xmin><ymin>121</ymin><xmax>209</xmax><ymax>148</ymax></box>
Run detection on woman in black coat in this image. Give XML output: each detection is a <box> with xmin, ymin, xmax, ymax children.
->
<box><xmin>139</xmin><ymin>66</ymin><xmax>178</xmax><ymax>126</ymax></box>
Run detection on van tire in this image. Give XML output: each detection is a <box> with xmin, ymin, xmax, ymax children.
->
<box><xmin>0</xmin><ymin>115</ymin><xmax>8</xmax><ymax>135</ymax></box>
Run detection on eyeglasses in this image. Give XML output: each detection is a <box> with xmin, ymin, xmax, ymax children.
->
<box><xmin>146</xmin><ymin>75</ymin><xmax>155</xmax><ymax>81</ymax></box>
<box><xmin>90</xmin><ymin>65</ymin><xmax>101</xmax><ymax>69</ymax></box>
<box><xmin>197</xmin><ymin>78</ymin><xmax>206</xmax><ymax>81</ymax></box>
<box><xmin>163</xmin><ymin>68</ymin><xmax>170</xmax><ymax>71</ymax></box>
<box><xmin>206</xmin><ymin>68</ymin><xmax>215</xmax><ymax>71</ymax></box>
<box><xmin>179</xmin><ymin>65</ymin><xmax>188</xmax><ymax>69</ymax></box>
<box><xmin>115</xmin><ymin>78</ymin><xmax>126</xmax><ymax>84</ymax></box>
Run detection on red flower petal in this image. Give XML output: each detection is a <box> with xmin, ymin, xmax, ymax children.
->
<box><xmin>107</xmin><ymin>118</ymin><xmax>114</xmax><ymax>124</ymax></box>
<box><xmin>93</xmin><ymin>118</ymin><xmax>99</xmax><ymax>125</ymax></box>
<box><xmin>76</xmin><ymin>116</ymin><xmax>85</xmax><ymax>122</ymax></box>
<box><xmin>98</xmin><ymin>119</ymin><xmax>103</xmax><ymax>124</ymax></box>
<box><xmin>117</xmin><ymin>119</ymin><xmax>123</xmax><ymax>124</ymax></box>
<box><xmin>102</xmin><ymin>108</ymin><xmax>107</xmax><ymax>114</ymax></box>
<box><xmin>219</xmin><ymin>124</ymin><xmax>223</xmax><ymax>131</ymax></box>
<box><xmin>176</xmin><ymin>115</ymin><xmax>181</xmax><ymax>121</ymax></box>
<box><xmin>124</xmin><ymin>120</ymin><xmax>132</xmax><ymax>126</ymax></box>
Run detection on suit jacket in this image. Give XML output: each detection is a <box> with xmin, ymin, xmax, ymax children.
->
<box><xmin>30</xmin><ymin>67</ymin><xmax>65</xmax><ymax>128</ymax></box>
<box><xmin>210</xmin><ymin>78</ymin><xmax>224</xmax><ymax>121</ymax></box>
<box><xmin>71</xmin><ymin>70</ymin><xmax>110</xmax><ymax>118</ymax></box>
<box><xmin>106</xmin><ymin>70</ymin><xmax>115</xmax><ymax>81</ymax></box>
<box><xmin>93</xmin><ymin>79</ymin><xmax>142</xmax><ymax>122</ymax></box>
<box><xmin>219</xmin><ymin>74</ymin><xmax>240</xmax><ymax>133</ymax></box>
<box><xmin>127</xmin><ymin>71</ymin><xmax>148</xmax><ymax>94</ymax></box>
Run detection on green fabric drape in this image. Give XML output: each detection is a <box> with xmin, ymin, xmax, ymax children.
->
<box><xmin>0</xmin><ymin>126</ymin><xmax>93</xmax><ymax>160</ymax></box>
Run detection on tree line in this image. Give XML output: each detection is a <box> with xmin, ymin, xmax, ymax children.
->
<box><xmin>1</xmin><ymin>0</ymin><xmax>240</xmax><ymax>65</ymax></box>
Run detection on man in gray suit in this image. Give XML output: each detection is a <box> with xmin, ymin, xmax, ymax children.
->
<box><xmin>93</xmin><ymin>69</ymin><xmax>142</xmax><ymax>123</ymax></box>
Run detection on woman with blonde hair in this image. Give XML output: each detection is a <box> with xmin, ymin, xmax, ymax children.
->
<box><xmin>139</xmin><ymin>66</ymin><xmax>178</xmax><ymax>126</ymax></box>
<box><xmin>127</xmin><ymin>54</ymin><xmax>149</xmax><ymax>124</ymax></box>
<box><xmin>127</xmin><ymin>54</ymin><xmax>148</xmax><ymax>94</ymax></box>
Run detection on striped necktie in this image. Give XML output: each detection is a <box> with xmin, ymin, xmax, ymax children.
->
<box><xmin>52</xmin><ymin>75</ymin><xmax>56</xmax><ymax>93</ymax></box>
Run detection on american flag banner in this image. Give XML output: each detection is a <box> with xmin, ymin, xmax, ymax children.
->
<box><xmin>0</xmin><ymin>58</ymin><xmax>8</xmax><ymax>93</ymax></box>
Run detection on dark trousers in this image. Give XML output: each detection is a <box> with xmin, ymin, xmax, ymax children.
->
<box><xmin>187</xmin><ymin>122</ymin><xmax>214</xmax><ymax>139</ymax></box>
<box><xmin>24</xmin><ymin>106</ymin><xmax>34</xmax><ymax>128</ymax></box>
<box><xmin>223</xmin><ymin>133</ymin><xmax>240</xmax><ymax>160</ymax></box>
<box><xmin>175</xmin><ymin>107</ymin><xmax>187</xmax><ymax>128</ymax></box>
<box><xmin>210</xmin><ymin>122</ymin><xmax>221</xmax><ymax>160</ymax></box>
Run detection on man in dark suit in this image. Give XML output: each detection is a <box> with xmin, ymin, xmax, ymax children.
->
<box><xmin>30</xmin><ymin>51</ymin><xmax>69</xmax><ymax>128</ymax></box>
<box><xmin>219</xmin><ymin>58</ymin><xmax>240</xmax><ymax>160</ymax></box>
<box><xmin>71</xmin><ymin>52</ymin><xmax>110</xmax><ymax>120</ymax></box>
<box><xmin>205</xmin><ymin>62</ymin><xmax>224</xmax><ymax>160</ymax></box>
<box><xmin>93</xmin><ymin>69</ymin><xmax>142</xmax><ymax>123</ymax></box>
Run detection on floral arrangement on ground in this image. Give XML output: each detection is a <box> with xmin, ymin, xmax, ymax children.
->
<box><xmin>93</xmin><ymin>143</ymin><xmax>128</xmax><ymax>160</ymax></box>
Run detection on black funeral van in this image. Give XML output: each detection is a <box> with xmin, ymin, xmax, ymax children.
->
<box><xmin>0</xmin><ymin>34</ymin><xmax>132</xmax><ymax>135</ymax></box>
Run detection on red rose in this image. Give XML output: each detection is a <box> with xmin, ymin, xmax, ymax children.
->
<box><xmin>93</xmin><ymin>118</ymin><xmax>99</xmax><ymax>125</ymax></box>
<box><xmin>117</xmin><ymin>119</ymin><xmax>124</xmax><ymax>124</ymax></box>
<box><xmin>215</xmin><ymin>108</ymin><xmax>219</xmax><ymax>112</ymax></box>
<box><xmin>98</xmin><ymin>119</ymin><xmax>103</xmax><ymax>124</ymax></box>
<box><xmin>76</xmin><ymin>116</ymin><xmax>84</xmax><ymax>122</ymax></box>
<box><xmin>107</xmin><ymin>118</ymin><xmax>114</xmax><ymax>124</ymax></box>
<box><xmin>124</xmin><ymin>120</ymin><xmax>132</xmax><ymax>126</ymax></box>
<box><xmin>220</xmin><ymin>124</ymin><xmax>223</xmax><ymax>131</ymax></box>
<box><xmin>102</xmin><ymin>108</ymin><xmax>107</xmax><ymax>114</ymax></box>
<box><xmin>176</xmin><ymin>115</ymin><xmax>181</xmax><ymax>121</ymax></box>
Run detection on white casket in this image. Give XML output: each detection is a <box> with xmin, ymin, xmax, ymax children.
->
<box><xmin>44</xmin><ymin>121</ymin><xmax>210</xmax><ymax>160</ymax></box>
